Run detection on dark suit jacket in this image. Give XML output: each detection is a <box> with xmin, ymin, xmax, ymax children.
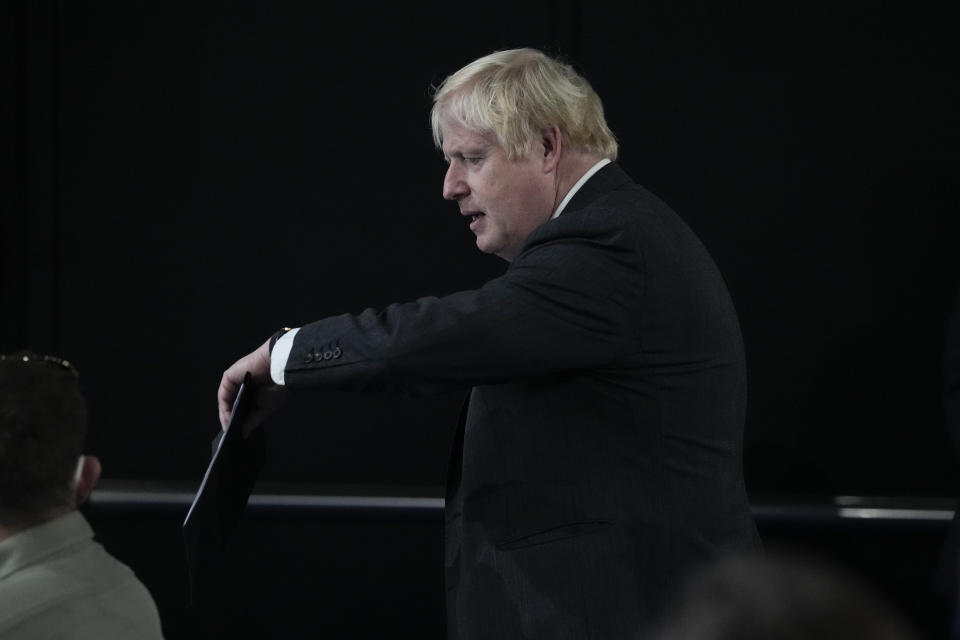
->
<box><xmin>280</xmin><ymin>164</ymin><xmax>761</xmax><ymax>639</ymax></box>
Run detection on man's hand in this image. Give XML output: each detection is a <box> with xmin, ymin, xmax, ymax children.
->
<box><xmin>218</xmin><ymin>338</ymin><xmax>272</xmax><ymax>430</ymax></box>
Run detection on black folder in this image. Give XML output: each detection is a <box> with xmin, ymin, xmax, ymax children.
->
<box><xmin>182</xmin><ymin>372</ymin><xmax>266</xmax><ymax>604</ymax></box>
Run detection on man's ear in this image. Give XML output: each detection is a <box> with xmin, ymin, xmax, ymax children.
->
<box><xmin>540</xmin><ymin>125</ymin><xmax>562</xmax><ymax>174</ymax></box>
<box><xmin>73</xmin><ymin>455</ymin><xmax>101</xmax><ymax>506</ymax></box>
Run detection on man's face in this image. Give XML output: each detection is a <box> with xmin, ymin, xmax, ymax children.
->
<box><xmin>440</xmin><ymin>117</ymin><xmax>555</xmax><ymax>261</ymax></box>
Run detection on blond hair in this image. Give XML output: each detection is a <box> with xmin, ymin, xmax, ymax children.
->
<box><xmin>431</xmin><ymin>48</ymin><xmax>618</xmax><ymax>161</ymax></box>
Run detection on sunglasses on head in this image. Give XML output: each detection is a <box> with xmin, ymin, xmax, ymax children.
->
<box><xmin>0</xmin><ymin>352</ymin><xmax>80</xmax><ymax>378</ymax></box>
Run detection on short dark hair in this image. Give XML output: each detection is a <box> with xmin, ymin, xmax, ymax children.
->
<box><xmin>0</xmin><ymin>351</ymin><xmax>87</xmax><ymax>527</ymax></box>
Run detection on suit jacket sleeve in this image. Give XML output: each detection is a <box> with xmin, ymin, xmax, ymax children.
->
<box><xmin>281</xmin><ymin>204</ymin><xmax>643</xmax><ymax>395</ymax></box>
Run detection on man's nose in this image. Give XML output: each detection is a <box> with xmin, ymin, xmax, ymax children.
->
<box><xmin>443</xmin><ymin>164</ymin><xmax>468</xmax><ymax>201</ymax></box>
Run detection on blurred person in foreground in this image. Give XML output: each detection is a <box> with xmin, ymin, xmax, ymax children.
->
<box><xmin>653</xmin><ymin>551</ymin><xmax>920</xmax><ymax>640</ymax></box>
<box><xmin>0</xmin><ymin>352</ymin><xmax>163</xmax><ymax>639</ymax></box>
<box><xmin>219</xmin><ymin>48</ymin><xmax>761</xmax><ymax>638</ymax></box>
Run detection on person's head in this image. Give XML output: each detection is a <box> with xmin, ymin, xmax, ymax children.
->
<box><xmin>431</xmin><ymin>48</ymin><xmax>617</xmax><ymax>261</ymax></box>
<box><xmin>0</xmin><ymin>352</ymin><xmax>100</xmax><ymax>531</ymax></box>
<box><xmin>654</xmin><ymin>551</ymin><xmax>919</xmax><ymax>640</ymax></box>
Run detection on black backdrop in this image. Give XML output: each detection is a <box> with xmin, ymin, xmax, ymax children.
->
<box><xmin>5</xmin><ymin>2</ymin><xmax>958</xmax><ymax>497</ymax></box>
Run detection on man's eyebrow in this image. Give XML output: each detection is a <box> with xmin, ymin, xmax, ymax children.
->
<box><xmin>446</xmin><ymin>147</ymin><xmax>488</xmax><ymax>159</ymax></box>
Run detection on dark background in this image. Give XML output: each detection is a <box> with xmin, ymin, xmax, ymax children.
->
<box><xmin>5</xmin><ymin>2</ymin><xmax>959</xmax><ymax>638</ymax></box>
<box><xmin>5</xmin><ymin>2</ymin><xmax>957</xmax><ymax>496</ymax></box>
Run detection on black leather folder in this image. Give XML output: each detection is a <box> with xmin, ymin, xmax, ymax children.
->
<box><xmin>182</xmin><ymin>372</ymin><xmax>265</xmax><ymax>604</ymax></box>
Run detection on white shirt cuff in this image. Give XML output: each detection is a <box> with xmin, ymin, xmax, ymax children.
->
<box><xmin>270</xmin><ymin>327</ymin><xmax>300</xmax><ymax>385</ymax></box>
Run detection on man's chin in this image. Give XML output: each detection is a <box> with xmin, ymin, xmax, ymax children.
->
<box><xmin>475</xmin><ymin>238</ymin><xmax>497</xmax><ymax>255</ymax></box>
<box><xmin>474</xmin><ymin>235</ymin><xmax>492</xmax><ymax>253</ymax></box>
<box><xmin>474</xmin><ymin>233</ymin><xmax>514</xmax><ymax>260</ymax></box>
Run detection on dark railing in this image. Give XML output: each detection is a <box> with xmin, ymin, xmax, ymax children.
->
<box><xmin>88</xmin><ymin>480</ymin><xmax>956</xmax><ymax>525</ymax></box>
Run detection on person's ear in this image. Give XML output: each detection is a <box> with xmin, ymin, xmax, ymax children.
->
<box><xmin>73</xmin><ymin>455</ymin><xmax>101</xmax><ymax>506</ymax></box>
<box><xmin>540</xmin><ymin>125</ymin><xmax>562</xmax><ymax>174</ymax></box>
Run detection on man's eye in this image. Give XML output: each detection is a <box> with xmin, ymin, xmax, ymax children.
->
<box><xmin>465</xmin><ymin>156</ymin><xmax>483</xmax><ymax>166</ymax></box>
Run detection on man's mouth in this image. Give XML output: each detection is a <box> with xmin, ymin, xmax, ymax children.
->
<box><xmin>464</xmin><ymin>212</ymin><xmax>485</xmax><ymax>230</ymax></box>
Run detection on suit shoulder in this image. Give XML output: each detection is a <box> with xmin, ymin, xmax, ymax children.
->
<box><xmin>544</xmin><ymin>181</ymin><xmax>690</xmax><ymax>246</ymax></box>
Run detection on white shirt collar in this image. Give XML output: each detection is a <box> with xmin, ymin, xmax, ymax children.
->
<box><xmin>550</xmin><ymin>158</ymin><xmax>612</xmax><ymax>220</ymax></box>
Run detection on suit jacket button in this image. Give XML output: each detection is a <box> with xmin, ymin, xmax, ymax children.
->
<box><xmin>323</xmin><ymin>351</ymin><xmax>332</xmax><ymax>360</ymax></box>
<box><xmin>333</xmin><ymin>347</ymin><xmax>342</xmax><ymax>359</ymax></box>
<box><xmin>304</xmin><ymin>352</ymin><xmax>314</xmax><ymax>363</ymax></box>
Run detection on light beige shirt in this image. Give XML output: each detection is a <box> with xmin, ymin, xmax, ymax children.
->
<box><xmin>0</xmin><ymin>510</ymin><xmax>164</xmax><ymax>639</ymax></box>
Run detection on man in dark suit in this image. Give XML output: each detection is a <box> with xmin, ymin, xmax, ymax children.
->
<box><xmin>218</xmin><ymin>48</ymin><xmax>760</xmax><ymax>639</ymax></box>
